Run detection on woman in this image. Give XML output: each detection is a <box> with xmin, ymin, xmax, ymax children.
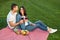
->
<box><xmin>14</xmin><ymin>6</ymin><xmax>57</xmax><ymax>34</ymax></box>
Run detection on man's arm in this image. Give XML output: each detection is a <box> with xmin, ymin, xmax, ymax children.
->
<box><xmin>9</xmin><ymin>20</ymin><xmax>23</xmax><ymax>27</ymax></box>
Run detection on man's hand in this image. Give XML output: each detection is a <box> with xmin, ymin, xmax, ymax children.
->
<box><xmin>19</xmin><ymin>20</ymin><xmax>24</xmax><ymax>24</ymax></box>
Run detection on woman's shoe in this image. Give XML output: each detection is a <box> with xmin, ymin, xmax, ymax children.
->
<box><xmin>49</xmin><ymin>28</ymin><xmax>57</xmax><ymax>33</ymax></box>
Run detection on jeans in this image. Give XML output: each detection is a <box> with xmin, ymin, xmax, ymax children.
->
<box><xmin>13</xmin><ymin>20</ymin><xmax>48</xmax><ymax>32</ymax></box>
<box><xmin>25</xmin><ymin>20</ymin><xmax>48</xmax><ymax>31</ymax></box>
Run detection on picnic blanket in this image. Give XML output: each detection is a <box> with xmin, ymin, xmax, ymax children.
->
<box><xmin>0</xmin><ymin>27</ymin><xmax>49</xmax><ymax>40</ymax></box>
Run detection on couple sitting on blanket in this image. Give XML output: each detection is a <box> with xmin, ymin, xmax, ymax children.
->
<box><xmin>7</xmin><ymin>3</ymin><xmax>57</xmax><ymax>35</ymax></box>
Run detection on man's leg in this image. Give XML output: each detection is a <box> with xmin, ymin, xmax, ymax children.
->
<box><xmin>12</xmin><ymin>26</ymin><xmax>21</xmax><ymax>34</ymax></box>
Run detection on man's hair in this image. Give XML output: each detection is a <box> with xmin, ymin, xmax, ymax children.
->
<box><xmin>11</xmin><ymin>3</ymin><xmax>17</xmax><ymax>10</ymax></box>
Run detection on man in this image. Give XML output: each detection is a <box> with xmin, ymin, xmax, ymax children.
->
<box><xmin>7</xmin><ymin>4</ymin><xmax>23</xmax><ymax>29</ymax></box>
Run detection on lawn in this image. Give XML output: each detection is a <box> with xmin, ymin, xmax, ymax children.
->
<box><xmin>0</xmin><ymin>0</ymin><xmax>60</xmax><ymax>40</ymax></box>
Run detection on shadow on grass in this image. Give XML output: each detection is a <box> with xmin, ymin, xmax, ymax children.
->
<box><xmin>0</xmin><ymin>17</ymin><xmax>7</xmax><ymax>29</ymax></box>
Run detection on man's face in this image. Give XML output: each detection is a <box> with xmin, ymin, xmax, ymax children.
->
<box><xmin>13</xmin><ymin>6</ymin><xmax>18</xmax><ymax>12</ymax></box>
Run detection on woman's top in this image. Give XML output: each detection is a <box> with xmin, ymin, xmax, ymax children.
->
<box><xmin>16</xmin><ymin>13</ymin><xmax>32</xmax><ymax>30</ymax></box>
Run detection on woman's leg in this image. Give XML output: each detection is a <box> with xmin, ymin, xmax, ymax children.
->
<box><xmin>26</xmin><ymin>20</ymin><xmax>57</xmax><ymax>33</ymax></box>
<box><xmin>35</xmin><ymin>20</ymin><xmax>57</xmax><ymax>33</ymax></box>
<box><xmin>26</xmin><ymin>20</ymin><xmax>48</xmax><ymax>31</ymax></box>
<box><xmin>26</xmin><ymin>26</ymin><xmax>37</xmax><ymax>31</ymax></box>
<box><xmin>35</xmin><ymin>20</ymin><xmax>48</xmax><ymax>31</ymax></box>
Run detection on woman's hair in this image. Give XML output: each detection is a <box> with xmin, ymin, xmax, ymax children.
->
<box><xmin>19</xmin><ymin>6</ymin><xmax>27</xmax><ymax>16</ymax></box>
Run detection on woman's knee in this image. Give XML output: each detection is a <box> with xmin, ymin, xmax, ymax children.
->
<box><xmin>35</xmin><ymin>20</ymin><xmax>42</xmax><ymax>24</ymax></box>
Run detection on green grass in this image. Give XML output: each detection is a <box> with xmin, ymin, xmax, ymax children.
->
<box><xmin>0</xmin><ymin>0</ymin><xmax>60</xmax><ymax>40</ymax></box>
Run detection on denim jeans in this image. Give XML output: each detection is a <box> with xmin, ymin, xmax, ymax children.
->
<box><xmin>13</xmin><ymin>14</ymin><xmax>48</xmax><ymax>32</ymax></box>
<box><xmin>25</xmin><ymin>20</ymin><xmax>48</xmax><ymax>31</ymax></box>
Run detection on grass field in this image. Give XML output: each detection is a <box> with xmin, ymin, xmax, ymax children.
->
<box><xmin>0</xmin><ymin>0</ymin><xmax>60</xmax><ymax>40</ymax></box>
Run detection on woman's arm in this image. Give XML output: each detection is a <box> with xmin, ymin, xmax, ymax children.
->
<box><xmin>28</xmin><ymin>21</ymin><xmax>36</xmax><ymax>26</ymax></box>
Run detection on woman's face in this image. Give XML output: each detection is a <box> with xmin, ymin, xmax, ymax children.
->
<box><xmin>20</xmin><ymin>8</ymin><xmax>24</xmax><ymax>16</ymax></box>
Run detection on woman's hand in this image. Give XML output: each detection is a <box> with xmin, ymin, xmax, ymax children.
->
<box><xmin>30</xmin><ymin>24</ymin><xmax>36</xmax><ymax>26</ymax></box>
<box><xmin>25</xmin><ymin>19</ymin><xmax>28</xmax><ymax>22</ymax></box>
